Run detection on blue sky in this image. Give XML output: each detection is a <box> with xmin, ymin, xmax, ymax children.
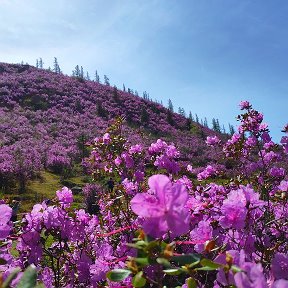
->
<box><xmin>1</xmin><ymin>0</ymin><xmax>287</xmax><ymax>141</ymax></box>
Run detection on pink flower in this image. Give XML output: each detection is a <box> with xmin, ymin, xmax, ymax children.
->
<box><xmin>102</xmin><ymin>133</ymin><xmax>111</xmax><ymax>144</ymax></box>
<box><xmin>278</xmin><ymin>180</ymin><xmax>288</xmax><ymax>192</ymax></box>
<box><xmin>56</xmin><ymin>187</ymin><xmax>73</xmax><ymax>208</ymax></box>
<box><xmin>187</xmin><ymin>164</ymin><xmax>193</xmax><ymax>172</ymax></box>
<box><xmin>239</xmin><ymin>100</ymin><xmax>251</xmax><ymax>110</ymax></box>
<box><xmin>206</xmin><ymin>136</ymin><xmax>221</xmax><ymax>146</ymax></box>
<box><xmin>131</xmin><ymin>174</ymin><xmax>190</xmax><ymax>238</ymax></box>
<box><xmin>271</xmin><ymin>253</ymin><xmax>288</xmax><ymax>280</ymax></box>
<box><xmin>0</xmin><ymin>204</ymin><xmax>12</xmax><ymax>239</ymax></box>
<box><xmin>219</xmin><ymin>189</ymin><xmax>247</xmax><ymax>230</ymax></box>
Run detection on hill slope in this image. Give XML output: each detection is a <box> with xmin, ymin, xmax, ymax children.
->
<box><xmin>0</xmin><ymin>62</ymin><xmax>220</xmax><ymax>192</ymax></box>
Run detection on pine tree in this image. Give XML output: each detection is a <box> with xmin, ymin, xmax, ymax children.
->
<box><xmin>216</xmin><ymin>119</ymin><xmax>221</xmax><ymax>132</ymax></box>
<box><xmin>168</xmin><ymin>99</ymin><xmax>174</xmax><ymax>112</ymax></box>
<box><xmin>53</xmin><ymin>57</ymin><xmax>61</xmax><ymax>73</ymax></box>
<box><xmin>228</xmin><ymin>123</ymin><xmax>235</xmax><ymax>135</ymax></box>
<box><xmin>178</xmin><ymin>107</ymin><xmax>186</xmax><ymax>117</ymax></box>
<box><xmin>39</xmin><ymin>58</ymin><xmax>43</xmax><ymax>68</ymax></box>
<box><xmin>195</xmin><ymin>114</ymin><xmax>199</xmax><ymax>123</ymax></box>
<box><xmin>204</xmin><ymin>117</ymin><xmax>208</xmax><ymax>127</ymax></box>
<box><xmin>189</xmin><ymin>111</ymin><xmax>194</xmax><ymax>121</ymax></box>
<box><xmin>86</xmin><ymin>72</ymin><xmax>90</xmax><ymax>81</ymax></box>
<box><xmin>80</xmin><ymin>66</ymin><xmax>84</xmax><ymax>79</ymax></box>
<box><xmin>104</xmin><ymin>75</ymin><xmax>110</xmax><ymax>86</ymax></box>
<box><xmin>95</xmin><ymin>70</ymin><xmax>100</xmax><ymax>83</ymax></box>
<box><xmin>74</xmin><ymin>65</ymin><xmax>80</xmax><ymax>77</ymax></box>
<box><xmin>212</xmin><ymin>118</ymin><xmax>217</xmax><ymax>131</ymax></box>
<box><xmin>143</xmin><ymin>91</ymin><xmax>148</xmax><ymax>100</ymax></box>
<box><xmin>36</xmin><ymin>59</ymin><xmax>39</xmax><ymax>68</ymax></box>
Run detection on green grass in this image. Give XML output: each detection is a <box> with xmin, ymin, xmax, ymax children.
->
<box><xmin>1</xmin><ymin>170</ymin><xmax>86</xmax><ymax>213</ymax></box>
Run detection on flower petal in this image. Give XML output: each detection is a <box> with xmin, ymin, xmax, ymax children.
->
<box><xmin>131</xmin><ymin>194</ymin><xmax>164</xmax><ymax>218</ymax></box>
<box><xmin>148</xmin><ymin>174</ymin><xmax>172</xmax><ymax>205</ymax></box>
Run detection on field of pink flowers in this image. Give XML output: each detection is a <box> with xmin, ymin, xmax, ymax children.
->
<box><xmin>0</xmin><ymin>96</ymin><xmax>287</xmax><ymax>287</ymax></box>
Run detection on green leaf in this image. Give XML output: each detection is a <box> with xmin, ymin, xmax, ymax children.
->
<box><xmin>134</xmin><ymin>257</ymin><xmax>149</xmax><ymax>266</ymax></box>
<box><xmin>186</xmin><ymin>277</ymin><xmax>197</xmax><ymax>288</ymax></box>
<box><xmin>171</xmin><ymin>254</ymin><xmax>201</xmax><ymax>266</ymax></box>
<box><xmin>126</xmin><ymin>241</ymin><xmax>147</xmax><ymax>249</ymax></box>
<box><xmin>194</xmin><ymin>266</ymin><xmax>218</xmax><ymax>271</ymax></box>
<box><xmin>231</xmin><ymin>265</ymin><xmax>242</xmax><ymax>273</ymax></box>
<box><xmin>106</xmin><ymin>269</ymin><xmax>132</xmax><ymax>282</ymax></box>
<box><xmin>156</xmin><ymin>257</ymin><xmax>171</xmax><ymax>267</ymax></box>
<box><xmin>200</xmin><ymin>259</ymin><xmax>222</xmax><ymax>269</ymax></box>
<box><xmin>163</xmin><ymin>268</ymin><xmax>183</xmax><ymax>275</ymax></box>
<box><xmin>0</xmin><ymin>257</ymin><xmax>7</xmax><ymax>265</ymax></box>
<box><xmin>3</xmin><ymin>268</ymin><xmax>21</xmax><ymax>288</ymax></box>
<box><xmin>132</xmin><ymin>271</ymin><xmax>146</xmax><ymax>287</ymax></box>
<box><xmin>35</xmin><ymin>284</ymin><xmax>45</xmax><ymax>288</ymax></box>
<box><xmin>16</xmin><ymin>265</ymin><xmax>37</xmax><ymax>288</ymax></box>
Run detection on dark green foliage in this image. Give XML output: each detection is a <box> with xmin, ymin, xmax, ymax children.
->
<box><xmin>168</xmin><ymin>99</ymin><xmax>174</xmax><ymax>112</ymax></box>
<box><xmin>167</xmin><ymin>109</ymin><xmax>174</xmax><ymax>126</ymax></box>
<box><xmin>178</xmin><ymin>107</ymin><xmax>186</xmax><ymax>117</ymax></box>
<box><xmin>113</xmin><ymin>86</ymin><xmax>120</xmax><ymax>103</ymax></box>
<box><xmin>104</xmin><ymin>75</ymin><xmax>110</xmax><ymax>86</ymax></box>
<box><xmin>23</xmin><ymin>95</ymin><xmax>49</xmax><ymax>111</ymax></box>
<box><xmin>95</xmin><ymin>70</ymin><xmax>100</xmax><ymax>83</ymax></box>
<box><xmin>96</xmin><ymin>101</ymin><xmax>108</xmax><ymax>118</ymax></box>
<box><xmin>53</xmin><ymin>57</ymin><xmax>61</xmax><ymax>74</ymax></box>
<box><xmin>229</xmin><ymin>123</ymin><xmax>235</xmax><ymax>135</ymax></box>
<box><xmin>140</xmin><ymin>106</ymin><xmax>149</xmax><ymax>125</ymax></box>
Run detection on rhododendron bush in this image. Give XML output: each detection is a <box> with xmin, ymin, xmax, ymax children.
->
<box><xmin>0</xmin><ymin>103</ymin><xmax>288</xmax><ymax>287</ymax></box>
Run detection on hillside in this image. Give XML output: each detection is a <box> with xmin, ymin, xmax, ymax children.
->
<box><xmin>0</xmin><ymin>62</ymin><xmax>221</xmax><ymax>196</ymax></box>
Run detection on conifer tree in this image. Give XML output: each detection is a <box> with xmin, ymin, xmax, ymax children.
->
<box><xmin>80</xmin><ymin>66</ymin><xmax>84</xmax><ymax>79</ymax></box>
<box><xmin>39</xmin><ymin>58</ymin><xmax>43</xmax><ymax>68</ymax></box>
<box><xmin>178</xmin><ymin>107</ymin><xmax>186</xmax><ymax>117</ymax></box>
<box><xmin>104</xmin><ymin>75</ymin><xmax>110</xmax><ymax>86</ymax></box>
<box><xmin>123</xmin><ymin>84</ymin><xmax>126</xmax><ymax>91</ymax></box>
<box><xmin>74</xmin><ymin>65</ymin><xmax>80</xmax><ymax>77</ymax></box>
<box><xmin>195</xmin><ymin>114</ymin><xmax>199</xmax><ymax>123</ymax></box>
<box><xmin>168</xmin><ymin>99</ymin><xmax>174</xmax><ymax>112</ymax></box>
<box><xmin>95</xmin><ymin>70</ymin><xmax>100</xmax><ymax>83</ymax></box>
<box><xmin>36</xmin><ymin>59</ymin><xmax>39</xmax><ymax>68</ymax></box>
<box><xmin>143</xmin><ymin>91</ymin><xmax>148</xmax><ymax>100</ymax></box>
<box><xmin>212</xmin><ymin>118</ymin><xmax>217</xmax><ymax>131</ymax></box>
<box><xmin>216</xmin><ymin>119</ymin><xmax>221</xmax><ymax>132</ymax></box>
<box><xmin>189</xmin><ymin>111</ymin><xmax>194</xmax><ymax>121</ymax></box>
<box><xmin>204</xmin><ymin>117</ymin><xmax>208</xmax><ymax>127</ymax></box>
<box><xmin>228</xmin><ymin>123</ymin><xmax>235</xmax><ymax>135</ymax></box>
<box><xmin>53</xmin><ymin>57</ymin><xmax>61</xmax><ymax>73</ymax></box>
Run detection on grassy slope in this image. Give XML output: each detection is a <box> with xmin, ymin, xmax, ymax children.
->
<box><xmin>1</xmin><ymin>171</ymin><xmax>86</xmax><ymax>213</ymax></box>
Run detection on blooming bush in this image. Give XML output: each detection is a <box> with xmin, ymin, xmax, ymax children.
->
<box><xmin>0</xmin><ymin>102</ymin><xmax>288</xmax><ymax>287</ymax></box>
